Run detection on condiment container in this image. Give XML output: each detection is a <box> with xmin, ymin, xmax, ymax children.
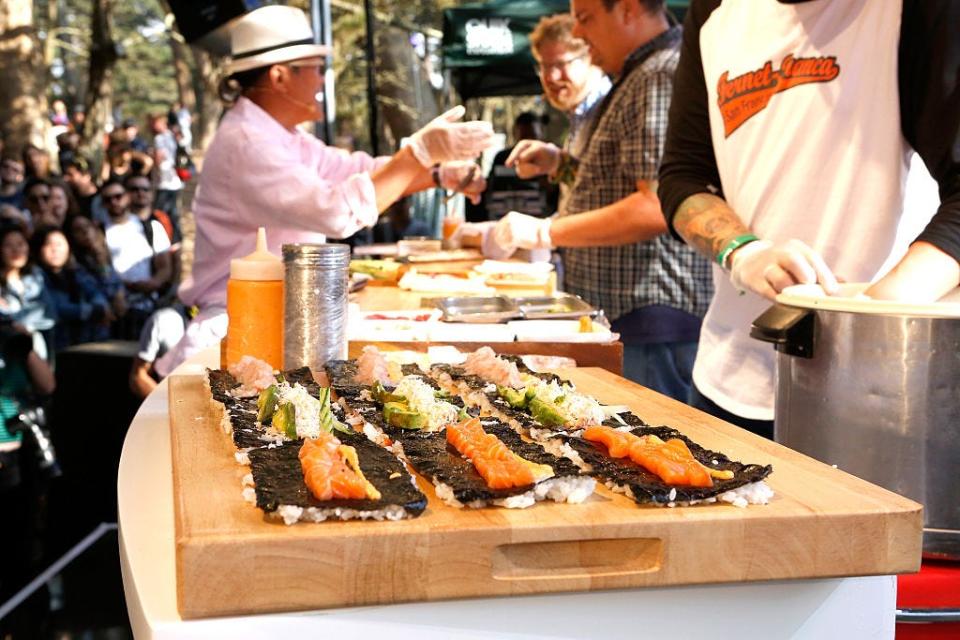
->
<box><xmin>282</xmin><ymin>243</ymin><xmax>350</xmax><ymax>370</ymax></box>
<box><xmin>223</xmin><ymin>227</ymin><xmax>284</xmax><ymax>368</ymax></box>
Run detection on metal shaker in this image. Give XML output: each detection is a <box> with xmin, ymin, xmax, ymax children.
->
<box><xmin>282</xmin><ymin>243</ymin><xmax>350</xmax><ymax>370</ymax></box>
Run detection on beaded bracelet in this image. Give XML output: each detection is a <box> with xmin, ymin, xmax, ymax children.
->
<box><xmin>716</xmin><ymin>233</ymin><xmax>759</xmax><ymax>270</ymax></box>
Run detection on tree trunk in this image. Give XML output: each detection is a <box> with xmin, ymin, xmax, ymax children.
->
<box><xmin>0</xmin><ymin>0</ymin><xmax>48</xmax><ymax>152</ymax></box>
<box><xmin>190</xmin><ymin>46</ymin><xmax>223</xmax><ymax>159</ymax></box>
<box><xmin>169</xmin><ymin>34</ymin><xmax>197</xmax><ymax>132</ymax></box>
<box><xmin>80</xmin><ymin>0</ymin><xmax>119</xmax><ymax>167</ymax></box>
<box><xmin>375</xmin><ymin>26</ymin><xmax>438</xmax><ymax>151</ymax></box>
<box><xmin>157</xmin><ymin>0</ymin><xmax>197</xmax><ymax>142</ymax></box>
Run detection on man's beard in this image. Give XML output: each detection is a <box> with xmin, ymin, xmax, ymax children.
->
<box><xmin>546</xmin><ymin>85</ymin><xmax>585</xmax><ymax>112</ymax></box>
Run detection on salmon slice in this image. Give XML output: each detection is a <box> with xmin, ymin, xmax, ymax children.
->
<box><xmin>299</xmin><ymin>432</ymin><xmax>377</xmax><ymax>501</ymax></box>
<box><xmin>447</xmin><ymin>417</ymin><xmax>554</xmax><ymax>490</ymax></box>
<box><xmin>583</xmin><ymin>425</ymin><xmax>713</xmax><ymax>488</ymax></box>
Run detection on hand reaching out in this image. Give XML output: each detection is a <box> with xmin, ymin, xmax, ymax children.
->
<box><xmin>505</xmin><ymin>140</ymin><xmax>561</xmax><ymax>179</ymax></box>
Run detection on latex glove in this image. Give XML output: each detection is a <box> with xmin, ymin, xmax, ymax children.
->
<box><xmin>505</xmin><ymin>139</ymin><xmax>561</xmax><ymax>179</ymax></box>
<box><xmin>730</xmin><ymin>238</ymin><xmax>839</xmax><ymax>300</ymax></box>
<box><xmin>438</xmin><ymin>161</ymin><xmax>486</xmax><ymax>205</ymax></box>
<box><xmin>490</xmin><ymin>211</ymin><xmax>553</xmax><ymax>258</ymax></box>
<box><xmin>408</xmin><ymin>106</ymin><xmax>495</xmax><ymax>167</ymax></box>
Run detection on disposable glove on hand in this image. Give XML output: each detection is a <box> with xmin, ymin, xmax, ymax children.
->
<box><xmin>505</xmin><ymin>140</ymin><xmax>561</xmax><ymax>179</ymax></box>
<box><xmin>408</xmin><ymin>106</ymin><xmax>495</xmax><ymax>167</ymax></box>
<box><xmin>729</xmin><ymin>238</ymin><xmax>839</xmax><ymax>300</ymax></box>
<box><xmin>438</xmin><ymin>161</ymin><xmax>486</xmax><ymax>204</ymax></box>
<box><xmin>490</xmin><ymin>211</ymin><xmax>553</xmax><ymax>258</ymax></box>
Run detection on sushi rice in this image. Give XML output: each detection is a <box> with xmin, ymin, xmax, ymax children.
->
<box><xmin>432</xmin><ymin>474</ymin><xmax>595</xmax><ymax>510</ymax></box>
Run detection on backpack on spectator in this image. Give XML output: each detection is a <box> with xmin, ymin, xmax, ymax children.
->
<box><xmin>175</xmin><ymin>145</ymin><xmax>194</xmax><ymax>182</ymax></box>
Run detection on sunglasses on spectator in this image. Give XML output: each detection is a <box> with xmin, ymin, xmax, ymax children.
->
<box><xmin>103</xmin><ymin>192</ymin><xmax>126</xmax><ymax>201</ymax></box>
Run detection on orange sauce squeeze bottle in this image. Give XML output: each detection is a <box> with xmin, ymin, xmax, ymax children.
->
<box><xmin>223</xmin><ymin>227</ymin><xmax>284</xmax><ymax>369</ymax></box>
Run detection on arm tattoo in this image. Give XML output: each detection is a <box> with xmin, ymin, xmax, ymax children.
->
<box><xmin>673</xmin><ymin>193</ymin><xmax>750</xmax><ymax>261</ymax></box>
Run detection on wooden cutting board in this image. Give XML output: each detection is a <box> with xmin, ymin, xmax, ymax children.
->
<box><xmin>169</xmin><ymin>369</ymin><xmax>922</xmax><ymax>619</ymax></box>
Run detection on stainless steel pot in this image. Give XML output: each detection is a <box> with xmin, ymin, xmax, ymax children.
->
<box><xmin>751</xmin><ymin>286</ymin><xmax>960</xmax><ymax>560</ymax></box>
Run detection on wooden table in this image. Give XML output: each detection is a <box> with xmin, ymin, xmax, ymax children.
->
<box><xmin>352</xmin><ymin>282</ymin><xmax>624</xmax><ymax>374</ymax></box>
<box><xmin>118</xmin><ymin>347</ymin><xmax>914</xmax><ymax>638</ymax></box>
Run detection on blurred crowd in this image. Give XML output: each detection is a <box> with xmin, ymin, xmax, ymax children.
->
<box><xmin>1</xmin><ymin>104</ymin><xmax>194</xmax><ymax>417</ymax></box>
<box><xmin>0</xmin><ymin>103</ymin><xmax>198</xmax><ymax>611</ymax></box>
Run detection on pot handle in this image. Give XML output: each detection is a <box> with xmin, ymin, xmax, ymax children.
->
<box><xmin>750</xmin><ymin>304</ymin><xmax>815</xmax><ymax>358</ymax></box>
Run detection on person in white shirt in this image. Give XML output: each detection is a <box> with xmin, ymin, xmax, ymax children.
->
<box><xmin>102</xmin><ymin>179</ymin><xmax>172</xmax><ymax>337</ymax></box>
<box><xmin>150</xmin><ymin>114</ymin><xmax>184</xmax><ymax>242</ymax></box>
<box><xmin>657</xmin><ymin>0</ymin><xmax>960</xmax><ymax>436</ymax></box>
<box><xmin>155</xmin><ymin>5</ymin><xmax>494</xmax><ymax>377</ymax></box>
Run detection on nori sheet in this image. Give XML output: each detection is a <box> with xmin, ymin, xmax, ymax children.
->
<box><xmin>429</xmin><ymin>364</ymin><xmax>771</xmax><ymax>505</ymax></box>
<box><xmin>397</xmin><ymin>419</ymin><xmax>584</xmax><ymax>504</ymax></box>
<box><xmin>325</xmin><ymin>359</ymin><xmax>474</xmax><ymax>434</ymax></box>
<box><xmin>247</xmin><ymin>429</ymin><xmax>426</xmax><ymax>516</ymax></box>
<box><xmin>206</xmin><ymin>365</ymin><xmax>425</xmax><ymax>519</ymax></box>
<box><xmin>563</xmin><ymin>426</ymin><xmax>773</xmax><ymax>505</ymax></box>
<box><xmin>207</xmin><ymin>366</ymin><xmax>344</xmax><ymax>451</ymax></box>
<box><xmin>323</xmin><ymin>360</ymin><xmax>365</xmax><ymax>400</ymax></box>
<box><xmin>430</xmin><ymin>363</ymin><xmax>637</xmax><ymax>431</ymax></box>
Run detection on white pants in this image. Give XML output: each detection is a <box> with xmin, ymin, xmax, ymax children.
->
<box><xmin>153</xmin><ymin>306</ymin><xmax>227</xmax><ymax>378</ymax></box>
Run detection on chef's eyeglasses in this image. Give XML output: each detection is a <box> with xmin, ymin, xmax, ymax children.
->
<box><xmin>286</xmin><ymin>58</ymin><xmax>327</xmax><ymax>73</ymax></box>
<box><xmin>534</xmin><ymin>52</ymin><xmax>588</xmax><ymax>77</ymax></box>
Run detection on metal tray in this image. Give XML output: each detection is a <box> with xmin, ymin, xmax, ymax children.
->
<box><xmin>514</xmin><ymin>294</ymin><xmax>597</xmax><ymax>320</ymax></box>
<box><xmin>434</xmin><ymin>296</ymin><xmax>521</xmax><ymax>323</ymax></box>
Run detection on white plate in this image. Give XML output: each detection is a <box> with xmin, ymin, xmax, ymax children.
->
<box><xmin>472</xmin><ymin>260</ymin><xmax>555</xmax><ymax>275</ymax></box>
<box><xmin>358</xmin><ymin>309</ymin><xmax>441</xmax><ymax>322</ymax></box>
<box><xmin>428</xmin><ymin>323</ymin><xmax>516</xmax><ymax>343</ymax></box>
<box><xmin>507</xmin><ymin>320</ymin><xmax>616</xmax><ymax>343</ymax></box>
<box><xmin>397</xmin><ymin>271</ymin><xmax>495</xmax><ymax>295</ymax></box>
<box><xmin>348</xmin><ymin>320</ymin><xmax>432</xmax><ymax>342</ymax></box>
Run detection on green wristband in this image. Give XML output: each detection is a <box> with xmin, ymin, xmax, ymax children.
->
<box><xmin>716</xmin><ymin>234</ymin><xmax>759</xmax><ymax>269</ymax></box>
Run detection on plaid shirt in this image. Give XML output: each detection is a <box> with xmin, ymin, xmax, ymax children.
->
<box><xmin>561</xmin><ymin>27</ymin><xmax>714</xmax><ymax>322</ymax></box>
<box><xmin>557</xmin><ymin>73</ymin><xmax>612</xmax><ymax>216</ymax></box>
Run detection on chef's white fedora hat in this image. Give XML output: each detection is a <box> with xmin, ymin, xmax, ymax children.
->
<box><xmin>227</xmin><ymin>5</ymin><xmax>331</xmax><ymax>75</ymax></box>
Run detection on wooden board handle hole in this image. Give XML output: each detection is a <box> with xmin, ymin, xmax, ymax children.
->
<box><xmin>491</xmin><ymin>538</ymin><xmax>662</xmax><ymax>582</ymax></box>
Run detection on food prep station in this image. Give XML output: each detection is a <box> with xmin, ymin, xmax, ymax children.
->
<box><xmin>117</xmin><ymin>246</ymin><xmax>949</xmax><ymax>637</ymax></box>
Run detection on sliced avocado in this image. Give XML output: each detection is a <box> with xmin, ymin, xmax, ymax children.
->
<box><xmin>529</xmin><ymin>397</ymin><xmax>566</xmax><ymax>428</ymax></box>
<box><xmin>257</xmin><ymin>385</ymin><xmax>279</xmax><ymax>424</ymax></box>
<box><xmin>271</xmin><ymin>402</ymin><xmax>298</xmax><ymax>439</ymax></box>
<box><xmin>383</xmin><ymin>401</ymin><xmax>424</xmax><ymax>430</ymax></box>
<box><xmin>372</xmin><ymin>381</ymin><xmax>406</xmax><ymax>404</ymax></box>
<box><xmin>497</xmin><ymin>385</ymin><xmax>529</xmax><ymax>409</ymax></box>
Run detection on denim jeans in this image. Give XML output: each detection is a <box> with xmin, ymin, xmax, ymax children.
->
<box><xmin>621</xmin><ymin>341</ymin><xmax>698</xmax><ymax>404</ymax></box>
<box><xmin>154</xmin><ymin>189</ymin><xmax>182</xmax><ymax>243</ymax></box>
<box><xmin>689</xmin><ymin>384</ymin><xmax>775</xmax><ymax>440</ymax></box>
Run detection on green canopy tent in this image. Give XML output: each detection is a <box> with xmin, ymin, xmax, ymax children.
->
<box><xmin>442</xmin><ymin>0</ymin><xmax>689</xmax><ymax>99</ymax></box>
<box><xmin>442</xmin><ymin>0</ymin><xmax>570</xmax><ymax>100</ymax></box>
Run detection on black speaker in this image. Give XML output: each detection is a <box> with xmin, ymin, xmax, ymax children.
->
<box><xmin>168</xmin><ymin>0</ymin><xmax>261</xmax><ymax>53</ymax></box>
<box><xmin>47</xmin><ymin>341</ymin><xmax>141</xmax><ymax>552</ymax></box>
